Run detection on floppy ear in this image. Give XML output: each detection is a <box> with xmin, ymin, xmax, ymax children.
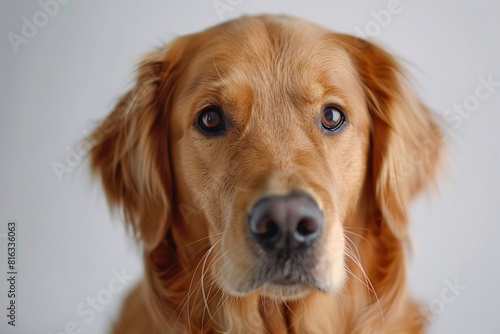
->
<box><xmin>89</xmin><ymin>46</ymin><xmax>183</xmax><ymax>250</ymax></box>
<box><xmin>337</xmin><ymin>35</ymin><xmax>443</xmax><ymax>238</ymax></box>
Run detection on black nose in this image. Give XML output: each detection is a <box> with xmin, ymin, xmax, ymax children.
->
<box><xmin>248</xmin><ymin>193</ymin><xmax>323</xmax><ymax>254</ymax></box>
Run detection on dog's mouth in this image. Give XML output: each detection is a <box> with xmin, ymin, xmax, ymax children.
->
<box><xmin>248</xmin><ymin>257</ymin><xmax>323</xmax><ymax>298</ymax></box>
<box><xmin>271</xmin><ymin>277</ymin><xmax>302</xmax><ymax>286</ymax></box>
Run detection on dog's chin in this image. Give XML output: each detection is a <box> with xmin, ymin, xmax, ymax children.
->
<box><xmin>223</xmin><ymin>281</ymin><xmax>315</xmax><ymax>300</ymax></box>
<box><xmin>222</xmin><ymin>276</ymin><xmax>331</xmax><ymax>301</ymax></box>
<box><xmin>260</xmin><ymin>283</ymin><xmax>314</xmax><ymax>300</ymax></box>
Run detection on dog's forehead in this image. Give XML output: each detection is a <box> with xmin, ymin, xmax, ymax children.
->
<box><xmin>183</xmin><ymin>18</ymin><xmax>360</xmax><ymax>109</ymax></box>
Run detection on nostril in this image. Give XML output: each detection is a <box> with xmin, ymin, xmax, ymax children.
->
<box><xmin>296</xmin><ymin>218</ymin><xmax>319</xmax><ymax>238</ymax></box>
<box><xmin>255</xmin><ymin>219</ymin><xmax>279</xmax><ymax>240</ymax></box>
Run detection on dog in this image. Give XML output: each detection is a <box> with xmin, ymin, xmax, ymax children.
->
<box><xmin>90</xmin><ymin>15</ymin><xmax>442</xmax><ymax>333</ymax></box>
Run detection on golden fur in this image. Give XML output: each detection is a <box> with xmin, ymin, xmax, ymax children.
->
<box><xmin>90</xmin><ymin>15</ymin><xmax>442</xmax><ymax>333</ymax></box>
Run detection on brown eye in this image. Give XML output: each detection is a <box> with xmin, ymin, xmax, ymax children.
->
<box><xmin>321</xmin><ymin>106</ymin><xmax>347</xmax><ymax>133</ymax></box>
<box><xmin>197</xmin><ymin>107</ymin><xmax>225</xmax><ymax>135</ymax></box>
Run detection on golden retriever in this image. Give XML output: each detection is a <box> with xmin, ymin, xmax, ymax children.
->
<box><xmin>90</xmin><ymin>15</ymin><xmax>442</xmax><ymax>333</ymax></box>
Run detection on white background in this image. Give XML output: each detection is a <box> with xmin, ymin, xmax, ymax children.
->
<box><xmin>1</xmin><ymin>1</ymin><xmax>499</xmax><ymax>333</ymax></box>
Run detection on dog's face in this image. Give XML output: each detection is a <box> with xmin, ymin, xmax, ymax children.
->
<box><xmin>91</xmin><ymin>16</ymin><xmax>441</xmax><ymax>304</ymax></box>
<box><xmin>169</xmin><ymin>19</ymin><xmax>371</xmax><ymax>299</ymax></box>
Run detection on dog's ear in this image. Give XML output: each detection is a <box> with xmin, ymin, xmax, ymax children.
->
<box><xmin>337</xmin><ymin>35</ymin><xmax>443</xmax><ymax>239</ymax></box>
<box><xmin>89</xmin><ymin>44</ymin><xmax>185</xmax><ymax>250</ymax></box>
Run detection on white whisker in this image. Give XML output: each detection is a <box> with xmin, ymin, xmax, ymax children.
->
<box><xmin>344</xmin><ymin>233</ymin><xmax>386</xmax><ymax>331</ymax></box>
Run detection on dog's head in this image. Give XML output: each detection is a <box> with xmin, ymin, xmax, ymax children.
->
<box><xmin>91</xmin><ymin>16</ymin><xmax>441</xmax><ymax>303</ymax></box>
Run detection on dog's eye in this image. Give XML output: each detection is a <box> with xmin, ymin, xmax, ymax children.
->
<box><xmin>321</xmin><ymin>106</ymin><xmax>347</xmax><ymax>133</ymax></box>
<box><xmin>197</xmin><ymin>107</ymin><xmax>226</xmax><ymax>135</ymax></box>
